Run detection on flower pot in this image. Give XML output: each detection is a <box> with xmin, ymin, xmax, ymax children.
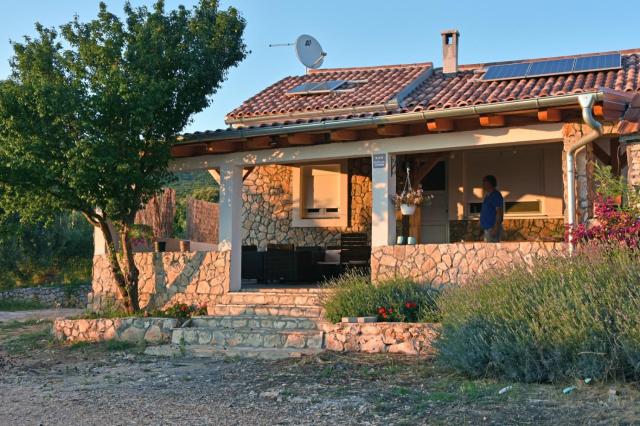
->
<box><xmin>154</xmin><ymin>241</ymin><xmax>167</xmax><ymax>252</ymax></box>
<box><xmin>407</xmin><ymin>236</ymin><xmax>417</xmax><ymax>245</ymax></box>
<box><xmin>400</xmin><ymin>204</ymin><xmax>416</xmax><ymax>216</ymax></box>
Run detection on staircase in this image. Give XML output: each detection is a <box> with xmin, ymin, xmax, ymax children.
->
<box><xmin>145</xmin><ymin>288</ymin><xmax>329</xmax><ymax>360</ymax></box>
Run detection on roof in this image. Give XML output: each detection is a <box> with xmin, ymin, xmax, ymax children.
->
<box><xmin>225</xmin><ymin>62</ymin><xmax>433</xmax><ymax>123</ymax></box>
<box><xmin>185</xmin><ymin>48</ymin><xmax>640</xmax><ymax>141</ymax></box>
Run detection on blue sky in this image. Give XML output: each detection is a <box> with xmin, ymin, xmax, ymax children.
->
<box><xmin>1</xmin><ymin>0</ymin><xmax>639</xmax><ymax>132</ymax></box>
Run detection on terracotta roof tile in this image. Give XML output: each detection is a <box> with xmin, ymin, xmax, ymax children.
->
<box><xmin>225</xmin><ymin>63</ymin><xmax>433</xmax><ymax>122</ymax></box>
<box><xmin>219</xmin><ymin>50</ymin><xmax>640</xmax><ymax>132</ymax></box>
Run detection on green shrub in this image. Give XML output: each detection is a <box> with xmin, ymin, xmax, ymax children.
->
<box><xmin>320</xmin><ymin>272</ymin><xmax>440</xmax><ymax>323</ymax></box>
<box><xmin>436</xmin><ymin>245</ymin><xmax>640</xmax><ymax>382</ymax></box>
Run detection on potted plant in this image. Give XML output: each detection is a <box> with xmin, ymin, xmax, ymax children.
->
<box><xmin>394</xmin><ymin>186</ymin><xmax>432</xmax><ymax>215</ymax></box>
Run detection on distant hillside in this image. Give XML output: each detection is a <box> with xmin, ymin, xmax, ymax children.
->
<box><xmin>169</xmin><ymin>171</ymin><xmax>219</xmax><ymax>200</ymax></box>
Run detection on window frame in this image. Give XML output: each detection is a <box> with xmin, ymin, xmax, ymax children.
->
<box><xmin>291</xmin><ymin>160</ymin><xmax>349</xmax><ymax>228</ymax></box>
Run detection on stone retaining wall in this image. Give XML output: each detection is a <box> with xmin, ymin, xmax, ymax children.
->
<box><xmin>90</xmin><ymin>251</ymin><xmax>230</xmax><ymax>311</ymax></box>
<box><xmin>324</xmin><ymin>322</ymin><xmax>439</xmax><ymax>355</ymax></box>
<box><xmin>53</xmin><ymin>317</ymin><xmax>178</xmax><ymax>344</ymax></box>
<box><xmin>0</xmin><ymin>284</ymin><xmax>90</xmax><ymax>308</ymax></box>
<box><xmin>371</xmin><ymin>242</ymin><xmax>567</xmax><ymax>285</ymax></box>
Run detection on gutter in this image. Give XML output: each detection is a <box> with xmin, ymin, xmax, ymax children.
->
<box><xmin>180</xmin><ymin>92</ymin><xmax>605</xmax><ymax>144</ymax></box>
<box><xmin>566</xmin><ymin>93</ymin><xmax>603</xmax><ymax>251</ymax></box>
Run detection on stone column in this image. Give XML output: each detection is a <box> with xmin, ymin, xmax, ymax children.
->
<box><xmin>562</xmin><ymin>123</ymin><xmax>596</xmax><ymax>224</ymax></box>
<box><xmin>218</xmin><ymin>164</ymin><xmax>243</xmax><ymax>292</ymax></box>
<box><xmin>371</xmin><ymin>152</ymin><xmax>396</xmax><ymax>247</ymax></box>
<box><xmin>625</xmin><ymin>138</ymin><xmax>640</xmax><ymax>189</ymax></box>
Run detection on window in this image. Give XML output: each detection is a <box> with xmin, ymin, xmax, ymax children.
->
<box><xmin>292</xmin><ymin>161</ymin><xmax>348</xmax><ymax>227</ymax></box>
<box><xmin>302</xmin><ymin>164</ymin><xmax>341</xmax><ymax>218</ymax></box>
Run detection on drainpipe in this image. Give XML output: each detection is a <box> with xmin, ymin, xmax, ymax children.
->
<box><xmin>566</xmin><ymin>94</ymin><xmax>603</xmax><ymax>251</ymax></box>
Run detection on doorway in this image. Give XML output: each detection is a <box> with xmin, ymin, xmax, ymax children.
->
<box><xmin>420</xmin><ymin>161</ymin><xmax>449</xmax><ymax>243</ymax></box>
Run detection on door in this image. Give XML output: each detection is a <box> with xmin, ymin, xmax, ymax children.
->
<box><xmin>420</xmin><ymin>161</ymin><xmax>449</xmax><ymax>243</ymax></box>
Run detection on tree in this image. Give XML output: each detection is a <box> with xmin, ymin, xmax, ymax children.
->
<box><xmin>0</xmin><ymin>1</ymin><xmax>247</xmax><ymax>312</ymax></box>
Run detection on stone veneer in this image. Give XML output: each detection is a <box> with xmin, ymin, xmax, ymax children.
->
<box><xmin>0</xmin><ymin>284</ymin><xmax>90</xmax><ymax>308</ymax></box>
<box><xmin>90</xmin><ymin>251</ymin><xmax>230</xmax><ymax>311</ymax></box>
<box><xmin>53</xmin><ymin>317</ymin><xmax>177</xmax><ymax>344</ymax></box>
<box><xmin>449</xmin><ymin>218</ymin><xmax>565</xmax><ymax>242</ymax></box>
<box><xmin>241</xmin><ymin>158</ymin><xmax>372</xmax><ymax>249</ymax></box>
<box><xmin>371</xmin><ymin>242</ymin><xmax>567</xmax><ymax>285</ymax></box>
<box><xmin>324</xmin><ymin>322</ymin><xmax>440</xmax><ymax>355</ymax></box>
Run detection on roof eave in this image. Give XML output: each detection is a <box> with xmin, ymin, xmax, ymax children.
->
<box><xmin>179</xmin><ymin>91</ymin><xmax>608</xmax><ymax>145</ymax></box>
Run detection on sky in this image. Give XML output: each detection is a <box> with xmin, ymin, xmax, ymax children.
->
<box><xmin>1</xmin><ymin>0</ymin><xmax>639</xmax><ymax>133</ymax></box>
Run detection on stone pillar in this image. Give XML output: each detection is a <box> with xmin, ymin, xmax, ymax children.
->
<box><xmin>371</xmin><ymin>152</ymin><xmax>396</xmax><ymax>246</ymax></box>
<box><xmin>625</xmin><ymin>138</ymin><xmax>640</xmax><ymax>189</ymax></box>
<box><xmin>218</xmin><ymin>164</ymin><xmax>243</xmax><ymax>292</ymax></box>
<box><xmin>562</xmin><ymin>123</ymin><xmax>596</xmax><ymax>224</ymax></box>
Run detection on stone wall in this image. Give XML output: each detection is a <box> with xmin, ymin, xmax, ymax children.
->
<box><xmin>371</xmin><ymin>242</ymin><xmax>567</xmax><ymax>286</ymax></box>
<box><xmin>0</xmin><ymin>284</ymin><xmax>90</xmax><ymax>308</ymax></box>
<box><xmin>562</xmin><ymin>123</ymin><xmax>595</xmax><ymax>222</ymax></box>
<box><xmin>241</xmin><ymin>158</ymin><xmax>372</xmax><ymax>249</ymax></box>
<box><xmin>90</xmin><ymin>251</ymin><xmax>230</xmax><ymax>311</ymax></box>
<box><xmin>627</xmin><ymin>141</ymin><xmax>640</xmax><ymax>188</ymax></box>
<box><xmin>324</xmin><ymin>322</ymin><xmax>440</xmax><ymax>355</ymax></box>
<box><xmin>53</xmin><ymin>317</ymin><xmax>177</xmax><ymax>344</ymax></box>
<box><xmin>449</xmin><ymin>218</ymin><xmax>565</xmax><ymax>242</ymax></box>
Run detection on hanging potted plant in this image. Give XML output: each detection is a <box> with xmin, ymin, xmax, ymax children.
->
<box><xmin>393</xmin><ymin>167</ymin><xmax>433</xmax><ymax>215</ymax></box>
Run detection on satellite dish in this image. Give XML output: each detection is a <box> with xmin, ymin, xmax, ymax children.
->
<box><xmin>295</xmin><ymin>34</ymin><xmax>326</xmax><ymax>69</ymax></box>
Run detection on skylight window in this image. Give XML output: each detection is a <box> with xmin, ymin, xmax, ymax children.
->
<box><xmin>287</xmin><ymin>80</ymin><xmax>347</xmax><ymax>95</ymax></box>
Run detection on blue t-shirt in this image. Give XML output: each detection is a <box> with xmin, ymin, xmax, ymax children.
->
<box><xmin>480</xmin><ymin>190</ymin><xmax>504</xmax><ymax>230</ymax></box>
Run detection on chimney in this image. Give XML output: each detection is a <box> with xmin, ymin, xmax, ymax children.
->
<box><xmin>441</xmin><ymin>29</ymin><xmax>460</xmax><ymax>74</ymax></box>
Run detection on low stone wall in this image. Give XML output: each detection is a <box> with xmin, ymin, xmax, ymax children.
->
<box><xmin>0</xmin><ymin>284</ymin><xmax>90</xmax><ymax>308</ymax></box>
<box><xmin>90</xmin><ymin>251</ymin><xmax>230</xmax><ymax>311</ymax></box>
<box><xmin>324</xmin><ymin>322</ymin><xmax>439</xmax><ymax>355</ymax></box>
<box><xmin>53</xmin><ymin>317</ymin><xmax>178</xmax><ymax>344</ymax></box>
<box><xmin>371</xmin><ymin>242</ymin><xmax>567</xmax><ymax>285</ymax></box>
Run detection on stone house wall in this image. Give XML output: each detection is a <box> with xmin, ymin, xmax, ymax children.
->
<box><xmin>241</xmin><ymin>158</ymin><xmax>372</xmax><ymax>249</ymax></box>
<box><xmin>90</xmin><ymin>251</ymin><xmax>230</xmax><ymax>312</ymax></box>
<box><xmin>371</xmin><ymin>242</ymin><xmax>567</xmax><ymax>286</ymax></box>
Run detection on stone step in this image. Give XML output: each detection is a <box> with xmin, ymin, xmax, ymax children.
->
<box><xmin>219</xmin><ymin>292</ymin><xmax>322</xmax><ymax>307</ymax></box>
<box><xmin>145</xmin><ymin>344</ymin><xmax>323</xmax><ymax>360</ymax></box>
<box><xmin>189</xmin><ymin>315</ymin><xmax>323</xmax><ymax>330</ymax></box>
<box><xmin>172</xmin><ymin>327</ymin><xmax>324</xmax><ymax>350</ymax></box>
<box><xmin>207</xmin><ymin>304</ymin><xmax>324</xmax><ymax>318</ymax></box>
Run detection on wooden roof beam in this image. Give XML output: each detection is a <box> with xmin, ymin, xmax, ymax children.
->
<box><xmin>479</xmin><ymin>115</ymin><xmax>505</xmax><ymax>127</ymax></box>
<box><xmin>426</xmin><ymin>118</ymin><xmax>454</xmax><ymax>132</ymax></box>
<box><xmin>377</xmin><ymin>124</ymin><xmax>406</xmax><ymax>137</ymax></box>
<box><xmin>329</xmin><ymin>129</ymin><xmax>359</xmax><ymax>142</ymax></box>
<box><xmin>206</xmin><ymin>140</ymin><xmax>237</xmax><ymax>153</ymax></box>
<box><xmin>287</xmin><ymin>133</ymin><xmax>325</xmax><ymax>145</ymax></box>
<box><xmin>537</xmin><ymin>108</ymin><xmax>563</xmax><ymax>122</ymax></box>
<box><xmin>244</xmin><ymin>136</ymin><xmax>276</xmax><ymax>150</ymax></box>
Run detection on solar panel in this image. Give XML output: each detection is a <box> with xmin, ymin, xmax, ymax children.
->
<box><xmin>482</xmin><ymin>63</ymin><xmax>531</xmax><ymax>81</ymax></box>
<box><xmin>311</xmin><ymin>80</ymin><xmax>346</xmax><ymax>92</ymax></box>
<box><xmin>482</xmin><ymin>53</ymin><xmax>622</xmax><ymax>81</ymax></box>
<box><xmin>527</xmin><ymin>58</ymin><xmax>575</xmax><ymax>77</ymax></box>
<box><xmin>574</xmin><ymin>53</ymin><xmax>621</xmax><ymax>72</ymax></box>
<box><xmin>288</xmin><ymin>82</ymin><xmax>322</xmax><ymax>94</ymax></box>
<box><xmin>287</xmin><ymin>80</ymin><xmax>347</xmax><ymax>95</ymax></box>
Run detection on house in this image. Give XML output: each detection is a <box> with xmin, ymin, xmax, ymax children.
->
<box><xmin>91</xmin><ymin>30</ymin><xmax>640</xmax><ymax>313</ymax></box>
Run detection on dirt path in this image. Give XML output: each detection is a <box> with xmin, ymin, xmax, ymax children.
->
<box><xmin>0</xmin><ymin>321</ymin><xmax>639</xmax><ymax>425</ymax></box>
<box><xmin>0</xmin><ymin>308</ymin><xmax>83</xmax><ymax>322</ymax></box>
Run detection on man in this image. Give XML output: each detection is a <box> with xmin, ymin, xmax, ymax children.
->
<box><xmin>480</xmin><ymin>175</ymin><xmax>504</xmax><ymax>243</ymax></box>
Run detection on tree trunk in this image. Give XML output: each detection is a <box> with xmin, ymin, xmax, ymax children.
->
<box><xmin>96</xmin><ymin>219</ymin><xmax>140</xmax><ymax>314</ymax></box>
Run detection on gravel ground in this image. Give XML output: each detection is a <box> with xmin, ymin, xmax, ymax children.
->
<box><xmin>0</xmin><ymin>308</ymin><xmax>83</xmax><ymax>323</ymax></box>
<box><xmin>1</xmin><ymin>321</ymin><xmax>640</xmax><ymax>425</ymax></box>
